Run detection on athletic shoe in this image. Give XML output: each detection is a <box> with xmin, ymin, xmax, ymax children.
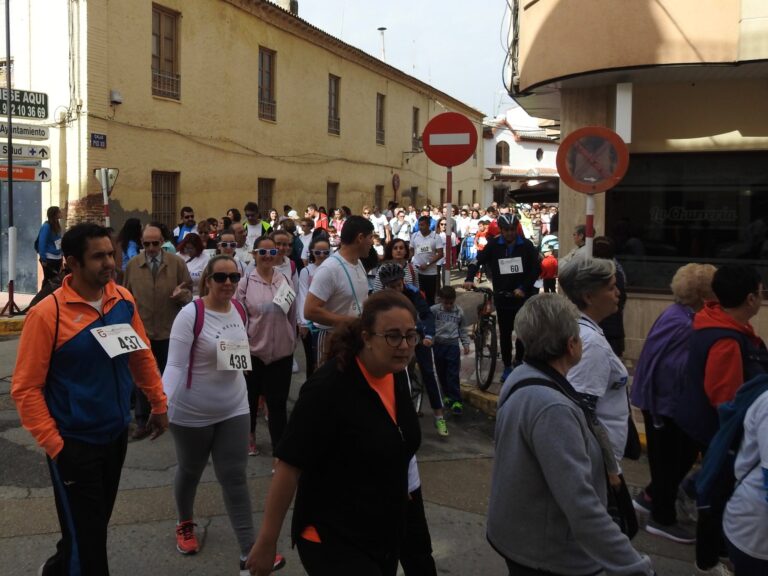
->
<box><xmin>435</xmin><ymin>417</ymin><xmax>449</xmax><ymax>437</ymax></box>
<box><xmin>645</xmin><ymin>519</ymin><xmax>695</xmax><ymax>544</ymax></box>
<box><xmin>443</xmin><ymin>397</ymin><xmax>454</xmax><ymax>409</ymax></box>
<box><xmin>499</xmin><ymin>365</ymin><xmax>513</xmax><ymax>384</ymax></box>
<box><xmin>240</xmin><ymin>555</ymin><xmax>286</xmax><ymax>574</ymax></box>
<box><xmin>695</xmin><ymin>562</ymin><xmax>734</xmax><ymax>576</ymax></box>
<box><xmin>632</xmin><ymin>490</ymin><xmax>652</xmax><ymax>514</ymax></box>
<box><xmin>450</xmin><ymin>401</ymin><xmax>464</xmax><ymax>416</ymax></box>
<box><xmin>175</xmin><ymin>521</ymin><xmax>199</xmax><ymax>555</ymax></box>
<box><xmin>676</xmin><ymin>486</ymin><xmax>698</xmax><ymax>523</ymax></box>
<box><xmin>248</xmin><ymin>436</ymin><xmax>259</xmax><ymax>457</ymax></box>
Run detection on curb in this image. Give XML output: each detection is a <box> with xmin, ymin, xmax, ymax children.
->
<box><xmin>0</xmin><ymin>317</ymin><xmax>24</xmax><ymax>336</ymax></box>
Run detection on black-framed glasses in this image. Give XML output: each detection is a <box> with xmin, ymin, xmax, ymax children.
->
<box><xmin>255</xmin><ymin>248</ymin><xmax>279</xmax><ymax>256</ymax></box>
<box><xmin>183</xmin><ymin>214</ymin><xmax>195</xmax><ymax>220</ymax></box>
<box><xmin>245</xmin><ymin>212</ymin><xmax>258</xmax><ymax>219</ymax></box>
<box><xmin>219</xmin><ymin>241</ymin><xmax>237</xmax><ymax>248</ymax></box>
<box><xmin>142</xmin><ymin>241</ymin><xmax>161</xmax><ymax>247</ymax></box>
<box><xmin>312</xmin><ymin>249</ymin><xmax>331</xmax><ymax>256</ymax></box>
<box><xmin>373</xmin><ymin>331</ymin><xmax>420</xmax><ymax>348</ymax></box>
<box><xmin>211</xmin><ymin>272</ymin><xmax>241</xmax><ymax>283</ymax></box>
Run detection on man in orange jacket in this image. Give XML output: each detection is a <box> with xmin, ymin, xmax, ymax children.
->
<box><xmin>12</xmin><ymin>222</ymin><xmax>168</xmax><ymax>576</ymax></box>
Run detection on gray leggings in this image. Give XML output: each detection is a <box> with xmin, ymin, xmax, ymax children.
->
<box><xmin>170</xmin><ymin>414</ymin><xmax>254</xmax><ymax>556</ymax></box>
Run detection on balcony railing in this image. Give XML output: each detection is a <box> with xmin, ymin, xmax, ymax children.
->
<box><xmin>152</xmin><ymin>69</ymin><xmax>181</xmax><ymax>100</ymax></box>
<box><xmin>376</xmin><ymin>129</ymin><xmax>385</xmax><ymax>145</ymax></box>
<box><xmin>328</xmin><ymin>115</ymin><xmax>340</xmax><ymax>135</ymax></box>
<box><xmin>259</xmin><ymin>99</ymin><xmax>277</xmax><ymax>121</ymax></box>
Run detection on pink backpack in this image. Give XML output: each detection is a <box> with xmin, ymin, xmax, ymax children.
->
<box><xmin>186</xmin><ymin>298</ymin><xmax>247</xmax><ymax>388</ymax></box>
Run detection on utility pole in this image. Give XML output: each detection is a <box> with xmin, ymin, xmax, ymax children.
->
<box><xmin>377</xmin><ymin>26</ymin><xmax>387</xmax><ymax>62</ymax></box>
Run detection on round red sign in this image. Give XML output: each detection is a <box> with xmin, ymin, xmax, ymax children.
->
<box><xmin>556</xmin><ymin>127</ymin><xmax>629</xmax><ymax>194</ymax></box>
<box><xmin>421</xmin><ymin>112</ymin><xmax>478</xmax><ymax>168</ymax></box>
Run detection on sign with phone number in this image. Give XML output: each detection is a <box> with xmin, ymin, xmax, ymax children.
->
<box><xmin>0</xmin><ymin>88</ymin><xmax>48</xmax><ymax>119</ymax></box>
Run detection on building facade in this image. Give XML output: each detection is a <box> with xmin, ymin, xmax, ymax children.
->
<box><xmin>1</xmin><ymin>0</ymin><xmax>484</xmax><ymax>292</ymax></box>
<box><xmin>508</xmin><ymin>0</ymin><xmax>768</xmax><ymax>358</ymax></box>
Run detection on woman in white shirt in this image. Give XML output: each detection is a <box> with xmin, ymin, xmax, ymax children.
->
<box><xmin>296</xmin><ymin>237</ymin><xmax>331</xmax><ymax>379</ymax></box>
<box><xmin>178</xmin><ymin>233</ymin><xmax>210</xmax><ymax>297</ymax></box>
<box><xmin>390</xmin><ymin>210</ymin><xmax>413</xmax><ymax>244</ymax></box>
<box><xmin>163</xmin><ymin>255</ymin><xmax>285</xmax><ymax>572</ymax></box>
<box><xmin>435</xmin><ymin>217</ymin><xmax>458</xmax><ymax>284</ymax></box>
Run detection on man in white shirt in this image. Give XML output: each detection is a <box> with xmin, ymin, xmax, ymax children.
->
<box><xmin>304</xmin><ymin>215</ymin><xmax>374</xmax><ymax>364</ymax></box>
<box><xmin>410</xmin><ymin>215</ymin><xmax>445</xmax><ymax>305</ymax></box>
<box><xmin>369</xmin><ymin>206</ymin><xmax>391</xmax><ymax>244</ymax></box>
<box><xmin>232</xmin><ymin>222</ymin><xmax>252</xmax><ymax>267</ymax></box>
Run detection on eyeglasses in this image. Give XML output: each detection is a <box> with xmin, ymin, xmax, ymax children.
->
<box><xmin>312</xmin><ymin>249</ymin><xmax>331</xmax><ymax>256</ymax></box>
<box><xmin>142</xmin><ymin>241</ymin><xmax>161</xmax><ymax>247</ymax></box>
<box><xmin>183</xmin><ymin>214</ymin><xmax>195</xmax><ymax>219</ymax></box>
<box><xmin>255</xmin><ymin>248</ymin><xmax>279</xmax><ymax>256</ymax></box>
<box><xmin>219</xmin><ymin>241</ymin><xmax>238</xmax><ymax>248</ymax></box>
<box><xmin>245</xmin><ymin>213</ymin><xmax>257</xmax><ymax>218</ymax></box>
<box><xmin>373</xmin><ymin>331</ymin><xmax>420</xmax><ymax>348</ymax></box>
<box><xmin>210</xmin><ymin>272</ymin><xmax>241</xmax><ymax>283</ymax></box>
<box><xmin>363</xmin><ymin>211</ymin><xmax>370</xmax><ymax>215</ymax></box>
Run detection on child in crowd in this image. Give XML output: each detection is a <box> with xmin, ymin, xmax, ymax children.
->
<box><xmin>327</xmin><ymin>225</ymin><xmax>340</xmax><ymax>251</ymax></box>
<box><xmin>431</xmin><ymin>286</ymin><xmax>471</xmax><ymax>415</ymax></box>
<box><xmin>372</xmin><ymin>233</ymin><xmax>385</xmax><ymax>260</ymax></box>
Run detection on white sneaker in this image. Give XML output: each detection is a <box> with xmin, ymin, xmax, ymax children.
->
<box><xmin>292</xmin><ymin>358</ymin><xmax>299</xmax><ymax>373</ymax></box>
<box><xmin>695</xmin><ymin>562</ymin><xmax>734</xmax><ymax>576</ymax></box>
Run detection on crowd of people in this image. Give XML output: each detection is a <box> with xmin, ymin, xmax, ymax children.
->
<box><xmin>11</xmin><ymin>196</ymin><xmax>767</xmax><ymax>576</ymax></box>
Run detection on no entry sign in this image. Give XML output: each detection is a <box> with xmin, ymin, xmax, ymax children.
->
<box><xmin>422</xmin><ymin>112</ymin><xmax>478</xmax><ymax>167</ymax></box>
<box><xmin>556</xmin><ymin>126</ymin><xmax>629</xmax><ymax>194</ymax></box>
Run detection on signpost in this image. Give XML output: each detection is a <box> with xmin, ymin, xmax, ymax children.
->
<box><xmin>0</xmin><ymin>165</ymin><xmax>50</xmax><ymax>182</ymax></box>
<box><xmin>0</xmin><ymin>143</ymin><xmax>49</xmax><ymax>159</ymax></box>
<box><xmin>556</xmin><ymin>126</ymin><xmax>629</xmax><ymax>257</ymax></box>
<box><xmin>0</xmin><ymin>88</ymin><xmax>48</xmax><ymax>119</ymax></box>
<box><xmin>0</xmin><ymin>121</ymin><xmax>49</xmax><ymax>140</ymax></box>
<box><xmin>421</xmin><ymin>112</ymin><xmax>478</xmax><ymax>287</ymax></box>
<box><xmin>94</xmin><ymin>168</ymin><xmax>120</xmax><ymax>227</ymax></box>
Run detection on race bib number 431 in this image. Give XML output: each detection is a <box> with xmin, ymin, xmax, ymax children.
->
<box><xmin>217</xmin><ymin>340</ymin><xmax>252</xmax><ymax>371</ymax></box>
<box><xmin>90</xmin><ymin>324</ymin><xmax>149</xmax><ymax>358</ymax></box>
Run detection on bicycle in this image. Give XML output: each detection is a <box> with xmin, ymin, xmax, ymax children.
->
<box><xmin>471</xmin><ymin>286</ymin><xmax>497</xmax><ymax>390</ymax></box>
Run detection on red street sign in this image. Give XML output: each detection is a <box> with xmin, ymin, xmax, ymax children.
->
<box><xmin>556</xmin><ymin>126</ymin><xmax>629</xmax><ymax>194</ymax></box>
<box><xmin>0</xmin><ymin>164</ymin><xmax>51</xmax><ymax>182</ymax></box>
<box><xmin>421</xmin><ymin>112</ymin><xmax>478</xmax><ymax>168</ymax></box>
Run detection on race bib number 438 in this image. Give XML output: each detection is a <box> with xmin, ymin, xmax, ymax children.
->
<box><xmin>90</xmin><ymin>324</ymin><xmax>149</xmax><ymax>358</ymax></box>
<box><xmin>217</xmin><ymin>340</ymin><xmax>252</xmax><ymax>371</ymax></box>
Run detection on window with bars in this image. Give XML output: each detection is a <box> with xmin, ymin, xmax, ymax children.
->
<box><xmin>440</xmin><ymin>188</ymin><xmax>446</xmax><ymax>207</ymax></box>
<box><xmin>374</xmin><ymin>185</ymin><xmax>384</xmax><ymax>210</ymax></box>
<box><xmin>328</xmin><ymin>74</ymin><xmax>340</xmax><ymax>135</ymax></box>
<box><xmin>412</xmin><ymin>107</ymin><xmax>420</xmax><ymax>151</ymax></box>
<box><xmin>151</xmin><ymin>171</ymin><xmax>179</xmax><ymax>230</ymax></box>
<box><xmin>327</xmin><ymin>182</ymin><xmax>339</xmax><ymax>211</ymax></box>
<box><xmin>458</xmin><ymin>190</ymin><xmax>464</xmax><ymax>206</ymax></box>
<box><xmin>496</xmin><ymin>141</ymin><xmax>510</xmax><ymax>165</ymax></box>
<box><xmin>472</xmin><ymin>189</ymin><xmax>477</xmax><ymax>205</ymax></box>
<box><xmin>258</xmin><ymin>178</ymin><xmax>275</xmax><ymax>212</ymax></box>
<box><xmin>152</xmin><ymin>5</ymin><xmax>180</xmax><ymax>99</ymax></box>
<box><xmin>376</xmin><ymin>93</ymin><xmax>386</xmax><ymax>145</ymax></box>
<box><xmin>410</xmin><ymin>186</ymin><xmax>419</xmax><ymax>207</ymax></box>
<box><xmin>259</xmin><ymin>47</ymin><xmax>277</xmax><ymax>121</ymax></box>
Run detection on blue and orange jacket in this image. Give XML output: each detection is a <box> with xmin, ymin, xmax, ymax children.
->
<box><xmin>11</xmin><ymin>276</ymin><xmax>167</xmax><ymax>458</ymax></box>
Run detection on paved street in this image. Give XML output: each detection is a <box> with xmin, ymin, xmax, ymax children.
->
<box><xmin>0</xmin><ymin>290</ymin><xmax>699</xmax><ymax>575</ymax></box>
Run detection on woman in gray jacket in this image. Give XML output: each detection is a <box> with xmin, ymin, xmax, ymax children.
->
<box><xmin>487</xmin><ymin>293</ymin><xmax>653</xmax><ymax>576</ymax></box>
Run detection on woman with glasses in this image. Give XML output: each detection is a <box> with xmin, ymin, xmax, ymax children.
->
<box><xmin>216</xmin><ymin>230</ymin><xmax>246</xmax><ymax>276</ymax></box>
<box><xmin>163</xmin><ymin>255</ymin><xmax>285</xmax><ymax>573</ymax></box>
<box><xmin>177</xmin><ymin>233</ymin><xmax>210</xmax><ymax>298</ymax></box>
<box><xmin>238</xmin><ymin>236</ymin><xmax>297</xmax><ymax>460</ymax></box>
<box><xmin>372</xmin><ymin>238</ymin><xmax>419</xmax><ymax>292</ymax></box>
<box><xmin>390</xmin><ymin>210</ymin><xmax>413</xmax><ymax>245</ymax></box>
<box><xmin>246</xmin><ymin>291</ymin><xmax>421</xmax><ymax>576</ymax></box>
<box><xmin>435</xmin><ymin>217</ymin><xmax>458</xmax><ymax>287</ymax></box>
<box><xmin>296</xmin><ymin>236</ymin><xmax>332</xmax><ymax>379</ymax></box>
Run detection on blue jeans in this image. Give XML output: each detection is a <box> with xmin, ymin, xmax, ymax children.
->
<box><xmin>433</xmin><ymin>342</ymin><xmax>461</xmax><ymax>402</ymax></box>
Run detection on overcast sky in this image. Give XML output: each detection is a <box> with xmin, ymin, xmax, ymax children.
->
<box><xmin>298</xmin><ymin>0</ymin><xmax>516</xmax><ymax>118</ymax></box>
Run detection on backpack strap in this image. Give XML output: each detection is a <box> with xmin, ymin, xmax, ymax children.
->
<box><xmin>231</xmin><ymin>298</ymin><xmax>247</xmax><ymax>327</ymax></box>
<box><xmin>186</xmin><ymin>299</ymin><xmax>206</xmax><ymax>389</ymax></box>
<box><xmin>498</xmin><ymin>378</ymin><xmax>559</xmax><ymax>410</ymax></box>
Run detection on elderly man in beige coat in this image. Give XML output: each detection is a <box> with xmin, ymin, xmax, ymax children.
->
<box><xmin>124</xmin><ymin>223</ymin><xmax>192</xmax><ymax>439</ymax></box>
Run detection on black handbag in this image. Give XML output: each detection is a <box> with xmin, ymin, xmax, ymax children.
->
<box><xmin>606</xmin><ymin>474</ymin><xmax>638</xmax><ymax>539</ymax></box>
<box><xmin>623</xmin><ymin>414</ymin><xmax>642</xmax><ymax>460</ymax></box>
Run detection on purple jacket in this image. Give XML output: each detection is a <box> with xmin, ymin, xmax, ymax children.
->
<box><xmin>630</xmin><ymin>303</ymin><xmax>695</xmax><ymax>418</ymax></box>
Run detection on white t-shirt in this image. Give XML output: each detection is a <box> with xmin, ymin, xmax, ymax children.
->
<box><xmin>185</xmin><ymin>253</ymin><xmax>210</xmax><ymax>297</ymax></box>
<box><xmin>567</xmin><ymin>315</ymin><xmax>629</xmax><ymax>465</ymax></box>
<box><xmin>245</xmin><ymin>222</ymin><xmax>267</xmax><ymax>251</ymax></box>
<box><xmin>296</xmin><ymin>263</ymin><xmax>318</xmax><ymax>327</ymax></box>
<box><xmin>308</xmin><ymin>253</ymin><xmax>369</xmax><ymax>330</ymax></box>
<box><xmin>437</xmin><ymin>232</ymin><xmax>458</xmax><ymax>265</ymax></box>
<box><xmin>410</xmin><ymin>231</ymin><xmax>445</xmax><ymax>276</ymax></box>
<box><xmin>299</xmin><ymin>233</ymin><xmax>313</xmax><ymax>262</ymax></box>
<box><xmin>162</xmin><ymin>302</ymin><xmax>250</xmax><ymax>427</ymax></box>
<box><xmin>369</xmin><ymin>214</ymin><xmax>389</xmax><ymax>239</ymax></box>
<box><xmin>724</xmin><ymin>389</ymin><xmax>768</xmax><ymax>560</ymax></box>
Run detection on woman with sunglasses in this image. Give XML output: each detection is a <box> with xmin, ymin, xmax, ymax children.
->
<box><xmin>246</xmin><ymin>291</ymin><xmax>421</xmax><ymax>576</ymax></box>
<box><xmin>296</xmin><ymin>237</ymin><xmax>332</xmax><ymax>379</ymax></box>
<box><xmin>216</xmin><ymin>230</ymin><xmax>246</xmax><ymax>276</ymax></box>
<box><xmin>238</xmin><ymin>236</ymin><xmax>297</xmax><ymax>461</ymax></box>
<box><xmin>435</xmin><ymin>217</ymin><xmax>458</xmax><ymax>288</ymax></box>
<box><xmin>177</xmin><ymin>233</ymin><xmax>210</xmax><ymax>298</ymax></box>
<box><xmin>163</xmin><ymin>255</ymin><xmax>286</xmax><ymax>573</ymax></box>
<box><xmin>372</xmin><ymin>238</ymin><xmax>419</xmax><ymax>292</ymax></box>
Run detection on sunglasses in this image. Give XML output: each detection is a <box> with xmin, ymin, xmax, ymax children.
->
<box><xmin>211</xmin><ymin>272</ymin><xmax>241</xmax><ymax>283</ymax></box>
<box><xmin>219</xmin><ymin>241</ymin><xmax>237</xmax><ymax>248</ymax></box>
<box><xmin>312</xmin><ymin>249</ymin><xmax>331</xmax><ymax>256</ymax></box>
<box><xmin>142</xmin><ymin>241</ymin><xmax>161</xmax><ymax>247</ymax></box>
<box><xmin>183</xmin><ymin>215</ymin><xmax>195</xmax><ymax>220</ymax></box>
<box><xmin>255</xmin><ymin>248</ymin><xmax>279</xmax><ymax>256</ymax></box>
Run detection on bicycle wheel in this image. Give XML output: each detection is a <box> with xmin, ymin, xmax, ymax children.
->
<box><xmin>475</xmin><ymin>319</ymin><xmax>497</xmax><ymax>391</ymax></box>
<box><xmin>407</xmin><ymin>360</ymin><xmax>424</xmax><ymax>415</ymax></box>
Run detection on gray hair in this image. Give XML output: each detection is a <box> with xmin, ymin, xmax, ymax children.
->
<box><xmin>558</xmin><ymin>256</ymin><xmax>616</xmax><ymax>310</ymax></box>
<box><xmin>514</xmin><ymin>294</ymin><xmax>580</xmax><ymax>362</ymax></box>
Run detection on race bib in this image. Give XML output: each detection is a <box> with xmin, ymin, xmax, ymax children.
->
<box><xmin>418</xmin><ymin>243</ymin><xmax>432</xmax><ymax>254</ymax></box>
<box><xmin>478</xmin><ymin>237</ymin><xmax>488</xmax><ymax>246</ymax></box>
<box><xmin>217</xmin><ymin>340</ymin><xmax>252</xmax><ymax>371</ymax></box>
<box><xmin>498</xmin><ymin>257</ymin><xmax>523</xmax><ymax>275</ymax></box>
<box><xmin>272</xmin><ymin>281</ymin><xmax>296</xmax><ymax>315</ymax></box>
<box><xmin>54</xmin><ymin>239</ymin><xmax>62</xmax><ymax>250</ymax></box>
<box><xmin>90</xmin><ymin>324</ymin><xmax>149</xmax><ymax>358</ymax></box>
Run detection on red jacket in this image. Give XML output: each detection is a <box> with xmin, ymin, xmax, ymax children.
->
<box><xmin>539</xmin><ymin>254</ymin><xmax>558</xmax><ymax>280</ymax></box>
<box><xmin>693</xmin><ymin>301</ymin><xmax>764</xmax><ymax>406</ymax></box>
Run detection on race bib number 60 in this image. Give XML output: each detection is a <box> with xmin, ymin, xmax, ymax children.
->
<box><xmin>90</xmin><ymin>324</ymin><xmax>149</xmax><ymax>358</ymax></box>
<box><xmin>498</xmin><ymin>257</ymin><xmax>524</xmax><ymax>275</ymax></box>
<box><xmin>217</xmin><ymin>340</ymin><xmax>252</xmax><ymax>371</ymax></box>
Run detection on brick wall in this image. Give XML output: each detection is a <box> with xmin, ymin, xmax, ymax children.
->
<box><xmin>67</xmin><ymin>194</ymin><xmax>107</xmax><ymax>227</ymax></box>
